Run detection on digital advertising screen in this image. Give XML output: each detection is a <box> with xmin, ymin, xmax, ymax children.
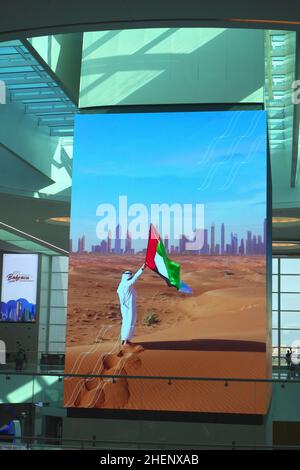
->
<box><xmin>0</xmin><ymin>253</ymin><xmax>38</xmax><ymax>322</ymax></box>
<box><xmin>65</xmin><ymin>110</ymin><xmax>270</xmax><ymax>415</ymax></box>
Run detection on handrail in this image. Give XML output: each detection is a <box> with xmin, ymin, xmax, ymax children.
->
<box><xmin>1</xmin><ymin>346</ymin><xmax>284</xmax><ymax>353</ymax></box>
<box><xmin>1</xmin><ymin>434</ymin><xmax>300</xmax><ymax>450</ymax></box>
<box><xmin>0</xmin><ymin>369</ymin><xmax>299</xmax><ymax>383</ymax></box>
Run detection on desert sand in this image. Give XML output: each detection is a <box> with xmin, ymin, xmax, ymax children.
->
<box><xmin>64</xmin><ymin>254</ymin><xmax>270</xmax><ymax>414</ymax></box>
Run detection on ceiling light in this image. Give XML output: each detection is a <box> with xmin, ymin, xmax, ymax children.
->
<box><xmin>272</xmin><ymin>242</ymin><xmax>299</xmax><ymax>247</ymax></box>
<box><xmin>44</xmin><ymin>217</ymin><xmax>70</xmax><ymax>226</ymax></box>
<box><xmin>272</xmin><ymin>217</ymin><xmax>300</xmax><ymax>224</ymax></box>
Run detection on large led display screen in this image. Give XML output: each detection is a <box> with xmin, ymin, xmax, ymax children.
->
<box><xmin>65</xmin><ymin>110</ymin><xmax>270</xmax><ymax>414</ymax></box>
<box><xmin>0</xmin><ymin>254</ymin><xmax>38</xmax><ymax>322</ymax></box>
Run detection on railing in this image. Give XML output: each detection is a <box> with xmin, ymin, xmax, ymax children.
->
<box><xmin>1</xmin><ymin>434</ymin><xmax>300</xmax><ymax>450</ymax></box>
<box><xmin>0</xmin><ymin>368</ymin><xmax>299</xmax><ymax>449</ymax></box>
<box><xmin>0</xmin><ymin>346</ymin><xmax>298</xmax><ymax>380</ymax></box>
<box><xmin>1</xmin><ymin>349</ymin><xmax>296</xmax><ymax>378</ymax></box>
<box><xmin>0</xmin><ymin>369</ymin><xmax>298</xmax><ymax>382</ymax></box>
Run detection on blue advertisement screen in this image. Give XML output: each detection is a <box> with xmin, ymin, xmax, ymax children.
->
<box><xmin>0</xmin><ymin>254</ymin><xmax>38</xmax><ymax>322</ymax></box>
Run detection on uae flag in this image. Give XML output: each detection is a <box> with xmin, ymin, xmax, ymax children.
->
<box><xmin>145</xmin><ymin>224</ymin><xmax>192</xmax><ymax>293</ymax></box>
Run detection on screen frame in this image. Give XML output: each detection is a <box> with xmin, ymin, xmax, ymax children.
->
<box><xmin>79</xmin><ymin>102</ymin><xmax>264</xmax><ymax>115</ymax></box>
<box><xmin>66</xmin><ymin>102</ymin><xmax>271</xmax><ymax>422</ymax></box>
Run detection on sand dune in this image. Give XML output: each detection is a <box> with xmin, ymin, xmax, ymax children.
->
<box><xmin>65</xmin><ymin>342</ymin><xmax>269</xmax><ymax>414</ymax></box>
<box><xmin>64</xmin><ymin>254</ymin><xmax>270</xmax><ymax>414</ymax></box>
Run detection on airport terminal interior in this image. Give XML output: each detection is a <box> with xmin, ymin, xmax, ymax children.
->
<box><xmin>1</xmin><ymin>2</ymin><xmax>300</xmax><ymax>450</ymax></box>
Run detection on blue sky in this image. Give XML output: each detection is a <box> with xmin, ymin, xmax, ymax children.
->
<box><xmin>70</xmin><ymin>110</ymin><xmax>267</xmax><ymax>250</ymax></box>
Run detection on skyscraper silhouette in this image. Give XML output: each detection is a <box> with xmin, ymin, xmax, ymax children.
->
<box><xmin>210</xmin><ymin>223</ymin><xmax>215</xmax><ymax>255</ymax></box>
<box><xmin>252</xmin><ymin>235</ymin><xmax>257</xmax><ymax>254</ymax></box>
<box><xmin>101</xmin><ymin>240</ymin><xmax>107</xmax><ymax>253</ymax></box>
<box><xmin>77</xmin><ymin>235</ymin><xmax>85</xmax><ymax>253</ymax></box>
<box><xmin>115</xmin><ymin>224</ymin><xmax>121</xmax><ymax>254</ymax></box>
<box><xmin>231</xmin><ymin>233</ymin><xmax>238</xmax><ymax>255</ymax></box>
<box><xmin>179</xmin><ymin>235</ymin><xmax>189</xmax><ymax>254</ymax></box>
<box><xmin>107</xmin><ymin>231</ymin><xmax>112</xmax><ymax>253</ymax></box>
<box><xmin>125</xmin><ymin>230</ymin><xmax>132</xmax><ymax>254</ymax></box>
<box><xmin>246</xmin><ymin>231</ymin><xmax>252</xmax><ymax>255</ymax></box>
<box><xmin>239</xmin><ymin>238</ymin><xmax>245</xmax><ymax>255</ymax></box>
<box><xmin>201</xmin><ymin>229</ymin><xmax>208</xmax><ymax>254</ymax></box>
<box><xmin>82</xmin><ymin>218</ymin><xmax>267</xmax><ymax>256</ymax></box>
<box><xmin>221</xmin><ymin>223</ymin><xmax>225</xmax><ymax>255</ymax></box>
<box><xmin>164</xmin><ymin>235</ymin><xmax>169</xmax><ymax>254</ymax></box>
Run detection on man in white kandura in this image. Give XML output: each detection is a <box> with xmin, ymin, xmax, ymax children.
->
<box><xmin>117</xmin><ymin>263</ymin><xmax>146</xmax><ymax>345</ymax></box>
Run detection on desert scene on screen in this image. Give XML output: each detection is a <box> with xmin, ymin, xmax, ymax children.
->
<box><xmin>64</xmin><ymin>253</ymin><xmax>270</xmax><ymax>414</ymax></box>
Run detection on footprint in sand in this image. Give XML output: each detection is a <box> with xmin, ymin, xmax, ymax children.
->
<box><xmin>84</xmin><ymin>376</ymin><xmax>101</xmax><ymax>391</ymax></box>
<box><xmin>72</xmin><ymin>345</ymin><xmax>144</xmax><ymax>408</ymax></box>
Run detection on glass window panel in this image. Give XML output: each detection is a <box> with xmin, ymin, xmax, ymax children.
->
<box><xmin>272</xmin><ymin>293</ymin><xmax>278</xmax><ymax>310</ymax></box>
<box><xmin>39</xmin><ymin>289</ymin><xmax>49</xmax><ymax>308</ymax></box>
<box><xmin>51</xmin><ymin>272</ymin><xmax>68</xmax><ymax>290</ymax></box>
<box><xmin>49</xmin><ymin>324</ymin><xmax>66</xmax><ymax>343</ymax></box>
<box><xmin>39</xmin><ymin>272</ymin><xmax>50</xmax><ymax>290</ymax></box>
<box><xmin>38</xmin><ymin>306</ymin><xmax>48</xmax><ymax>323</ymax></box>
<box><xmin>33</xmin><ymin>375</ymin><xmax>62</xmax><ymax>403</ymax></box>
<box><xmin>3</xmin><ymin>376</ymin><xmax>35</xmax><ymax>403</ymax></box>
<box><xmin>50</xmin><ymin>290</ymin><xmax>68</xmax><ymax>308</ymax></box>
<box><xmin>280</xmin><ymin>329</ymin><xmax>300</xmax><ymax>347</ymax></box>
<box><xmin>272</xmin><ymin>275</ymin><xmax>278</xmax><ymax>292</ymax></box>
<box><xmin>281</xmin><ymin>293</ymin><xmax>300</xmax><ymax>310</ymax></box>
<box><xmin>38</xmin><ymin>327</ymin><xmax>47</xmax><ymax>343</ymax></box>
<box><xmin>281</xmin><ymin>312</ymin><xmax>300</xmax><ymax>329</ymax></box>
<box><xmin>281</xmin><ymin>275</ymin><xmax>300</xmax><ymax>292</ymax></box>
<box><xmin>272</xmin><ymin>258</ymin><xmax>278</xmax><ymax>274</ymax></box>
<box><xmin>48</xmin><ymin>342</ymin><xmax>66</xmax><ymax>353</ymax></box>
<box><xmin>281</xmin><ymin>258</ymin><xmax>300</xmax><ymax>274</ymax></box>
<box><xmin>272</xmin><ymin>329</ymin><xmax>279</xmax><ymax>347</ymax></box>
<box><xmin>40</xmin><ymin>255</ymin><xmax>50</xmax><ymax>273</ymax></box>
<box><xmin>272</xmin><ymin>310</ymin><xmax>279</xmax><ymax>328</ymax></box>
<box><xmin>49</xmin><ymin>307</ymin><xmax>67</xmax><ymax>325</ymax></box>
<box><xmin>38</xmin><ymin>341</ymin><xmax>47</xmax><ymax>354</ymax></box>
<box><xmin>52</xmin><ymin>256</ymin><xmax>69</xmax><ymax>273</ymax></box>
